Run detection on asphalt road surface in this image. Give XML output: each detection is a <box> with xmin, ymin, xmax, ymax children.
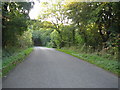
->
<box><xmin>3</xmin><ymin>47</ymin><xmax>118</xmax><ymax>88</ymax></box>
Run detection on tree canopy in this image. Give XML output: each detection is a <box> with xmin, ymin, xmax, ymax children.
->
<box><xmin>2</xmin><ymin>2</ymin><xmax>34</xmax><ymax>48</ymax></box>
<box><xmin>32</xmin><ymin>1</ymin><xmax>119</xmax><ymax>60</ymax></box>
<box><xmin>2</xmin><ymin>1</ymin><xmax>120</xmax><ymax>60</ymax></box>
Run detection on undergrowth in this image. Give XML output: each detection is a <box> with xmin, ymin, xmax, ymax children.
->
<box><xmin>2</xmin><ymin>47</ymin><xmax>33</xmax><ymax>77</ymax></box>
<box><xmin>57</xmin><ymin>48</ymin><xmax>119</xmax><ymax>76</ymax></box>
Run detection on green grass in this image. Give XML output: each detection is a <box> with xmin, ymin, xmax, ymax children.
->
<box><xmin>2</xmin><ymin>47</ymin><xmax>33</xmax><ymax>77</ymax></box>
<box><xmin>57</xmin><ymin>49</ymin><xmax>119</xmax><ymax>76</ymax></box>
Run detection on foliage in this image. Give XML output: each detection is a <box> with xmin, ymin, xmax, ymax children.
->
<box><xmin>65</xmin><ymin>2</ymin><xmax>120</xmax><ymax>50</ymax></box>
<box><xmin>32</xmin><ymin>28</ymin><xmax>53</xmax><ymax>46</ymax></box>
<box><xmin>2</xmin><ymin>2</ymin><xmax>34</xmax><ymax>48</ymax></box>
<box><xmin>2</xmin><ymin>1</ymin><xmax>119</xmax><ymax>76</ymax></box>
<box><xmin>2</xmin><ymin>2</ymin><xmax>34</xmax><ymax>77</ymax></box>
<box><xmin>33</xmin><ymin>2</ymin><xmax>119</xmax><ymax>61</ymax></box>
<box><xmin>18</xmin><ymin>30</ymin><xmax>33</xmax><ymax>48</ymax></box>
<box><xmin>38</xmin><ymin>1</ymin><xmax>72</xmax><ymax>48</ymax></box>
<box><xmin>31</xmin><ymin>2</ymin><xmax>120</xmax><ymax>75</ymax></box>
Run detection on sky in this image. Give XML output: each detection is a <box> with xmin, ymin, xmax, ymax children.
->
<box><xmin>29</xmin><ymin>0</ymin><xmax>58</xmax><ymax>19</ymax></box>
<box><xmin>29</xmin><ymin>0</ymin><xmax>41</xmax><ymax>19</ymax></box>
<box><xmin>29</xmin><ymin>0</ymin><xmax>72</xmax><ymax>25</ymax></box>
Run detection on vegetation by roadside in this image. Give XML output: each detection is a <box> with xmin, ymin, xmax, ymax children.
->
<box><xmin>2</xmin><ymin>2</ymin><xmax>119</xmax><ymax>78</ymax></box>
<box><xmin>57</xmin><ymin>48</ymin><xmax>119</xmax><ymax>76</ymax></box>
<box><xmin>2</xmin><ymin>48</ymin><xmax>33</xmax><ymax>77</ymax></box>
<box><xmin>2</xmin><ymin>2</ymin><xmax>34</xmax><ymax>78</ymax></box>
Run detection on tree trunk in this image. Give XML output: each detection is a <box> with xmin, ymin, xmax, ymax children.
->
<box><xmin>72</xmin><ymin>29</ymin><xmax>75</xmax><ymax>45</ymax></box>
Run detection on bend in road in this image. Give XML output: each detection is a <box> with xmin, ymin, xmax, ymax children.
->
<box><xmin>3</xmin><ymin>47</ymin><xmax>118</xmax><ymax>88</ymax></box>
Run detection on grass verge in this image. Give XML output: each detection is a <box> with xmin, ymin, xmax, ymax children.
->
<box><xmin>2</xmin><ymin>47</ymin><xmax>33</xmax><ymax>77</ymax></box>
<box><xmin>57</xmin><ymin>49</ymin><xmax>119</xmax><ymax>76</ymax></box>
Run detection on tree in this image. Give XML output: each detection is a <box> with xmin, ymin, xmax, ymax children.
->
<box><xmin>65</xmin><ymin>2</ymin><xmax>120</xmax><ymax>52</ymax></box>
<box><xmin>38</xmin><ymin>1</ymin><xmax>71</xmax><ymax>48</ymax></box>
<box><xmin>2</xmin><ymin>2</ymin><xmax>34</xmax><ymax>48</ymax></box>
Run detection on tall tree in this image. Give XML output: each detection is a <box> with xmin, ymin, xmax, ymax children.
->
<box><xmin>2</xmin><ymin>2</ymin><xmax>34</xmax><ymax>48</ymax></box>
<box><xmin>39</xmin><ymin>1</ymin><xmax>71</xmax><ymax>48</ymax></box>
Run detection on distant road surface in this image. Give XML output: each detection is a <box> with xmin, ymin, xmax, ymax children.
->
<box><xmin>3</xmin><ymin>47</ymin><xmax>118</xmax><ymax>88</ymax></box>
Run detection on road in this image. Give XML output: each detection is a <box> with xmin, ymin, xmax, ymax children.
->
<box><xmin>3</xmin><ymin>47</ymin><xmax>118</xmax><ymax>88</ymax></box>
